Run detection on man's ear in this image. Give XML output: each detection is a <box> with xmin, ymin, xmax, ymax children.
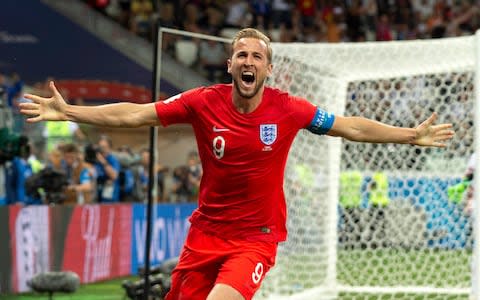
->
<box><xmin>227</xmin><ymin>59</ymin><xmax>232</xmax><ymax>74</ymax></box>
<box><xmin>267</xmin><ymin>63</ymin><xmax>273</xmax><ymax>77</ymax></box>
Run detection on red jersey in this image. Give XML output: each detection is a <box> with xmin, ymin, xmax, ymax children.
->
<box><xmin>155</xmin><ymin>84</ymin><xmax>317</xmax><ymax>242</ymax></box>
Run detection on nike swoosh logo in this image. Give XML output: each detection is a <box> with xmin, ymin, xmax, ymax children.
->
<box><xmin>213</xmin><ymin>126</ymin><xmax>230</xmax><ymax>132</ymax></box>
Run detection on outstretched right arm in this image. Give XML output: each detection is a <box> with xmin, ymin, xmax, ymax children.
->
<box><xmin>21</xmin><ymin>81</ymin><xmax>160</xmax><ymax>128</ymax></box>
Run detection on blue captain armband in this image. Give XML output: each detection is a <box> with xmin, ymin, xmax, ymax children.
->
<box><xmin>307</xmin><ymin>107</ymin><xmax>335</xmax><ymax>135</ymax></box>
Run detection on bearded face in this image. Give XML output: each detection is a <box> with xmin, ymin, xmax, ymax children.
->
<box><xmin>228</xmin><ymin>38</ymin><xmax>272</xmax><ymax>100</ymax></box>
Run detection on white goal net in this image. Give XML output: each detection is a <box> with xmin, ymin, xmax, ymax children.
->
<box><xmin>158</xmin><ymin>28</ymin><xmax>478</xmax><ymax>300</ymax></box>
<box><xmin>257</xmin><ymin>36</ymin><xmax>476</xmax><ymax>300</ymax></box>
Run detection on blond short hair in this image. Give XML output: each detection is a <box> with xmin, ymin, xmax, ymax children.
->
<box><xmin>231</xmin><ymin>28</ymin><xmax>272</xmax><ymax>63</ymax></box>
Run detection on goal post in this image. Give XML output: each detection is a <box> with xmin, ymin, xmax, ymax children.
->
<box><xmin>472</xmin><ymin>30</ymin><xmax>480</xmax><ymax>300</ymax></box>
<box><xmin>155</xmin><ymin>27</ymin><xmax>479</xmax><ymax>300</ymax></box>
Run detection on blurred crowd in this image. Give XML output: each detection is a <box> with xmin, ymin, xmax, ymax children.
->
<box><xmin>0</xmin><ymin>74</ymin><xmax>202</xmax><ymax>206</ymax></box>
<box><xmin>87</xmin><ymin>0</ymin><xmax>480</xmax><ymax>43</ymax></box>
<box><xmin>81</xmin><ymin>0</ymin><xmax>480</xmax><ymax>83</ymax></box>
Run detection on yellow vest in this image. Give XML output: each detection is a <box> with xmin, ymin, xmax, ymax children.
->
<box><xmin>339</xmin><ymin>171</ymin><xmax>362</xmax><ymax>208</ymax></box>
<box><xmin>28</xmin><ymin>157</ymin><xmax>44</xmax><ymax>173</ymax></box>
<box><xmin>370</xmin><ymin>172</ymin><xmax>390</xmax><ymax>206</ymax></box>
<box><xmin>46</xmin><ymin>121</ymin><xmax>73</xmax><ymax>151</ymax></box>
<box><xmin>294</xmin><ymin>164</ymin><xmax>314</xmax><ymax>187</ymax></box>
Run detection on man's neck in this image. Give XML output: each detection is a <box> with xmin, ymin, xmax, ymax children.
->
<box><xmin>232</xmin><ymin>89</ymin><xmax>264</xmax><ymax>114</ymax></box>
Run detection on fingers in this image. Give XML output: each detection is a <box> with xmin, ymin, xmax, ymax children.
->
<box><xmin>432</xmin><ymin>142</ymin><xmax>447</xmax><ymax>148</ymax></box>
<box><xmin>23</xmin><ymin>93</ymin><xmax>47</xmax><ymax>104</ymax></box>
<box><xmin>49</xmin><ymin>81</ymin><xmax>62</xmax><ymax>98</ymax></box>
<box><xmin>26</xmin><ymin>115</ymin><xmax>43</xmax><ymax>123</ymax></box>
<box><xmin>19</xmin><ymin>102</ymin><xmax>40</xmax><ymax>115</ymax></box>
<box><xmin>23</xmin><ymin>81</ymin><xmax>60</xmax><ymax>103</ymax></box>
<box><xmin>432</xmin><ymin>123</ymin><xmax>453</xmax><ymax>131</ymax></box>
<box><xmin>436</xmin><ymin>134</ymin><xmax>454</xmax><ymax>142</ymax></box>
<box><xmin>429</xmin><ymin>128</ymin><xmax>454</xmax><ymax>148</ymax></box>
<box><xmin>436</xmin><ymin>134</ymin><xmax>453</xmax><ymax>142</ymax></box>
<box><xmin>430</xmin><ymin>122</ymin><xmax>454</xmax><ymax>146</ymax></box>
<box><xmin>19</xmin><ymin>102</ymin><xmax>39</xmax><ymax>110</ymax></box>
<box><xmin>18</xmin><ymin>101</ymin><xmax>41</xmax><ymax>121</ymax></box>
<box><xmin>436</xmin><ymin>129</ymin><xmax>455</xmax><ymax>137</ymax></box>
<box><xmin>423</xmin><ymin>112</ymin><xmax>437</xmax><ymax>127</ymax></box>
<box><xmin>20</xmin><ymin>107</ymin><xmax>42</xmax><ymax>122</ymax></box>
<box><xmin>415</xmin><ymin>113</ymin><xmax>454</xmax><ymax>148</ymax></box>
<box><xmin>20</xmin><ymin>109</ymin><xmax>39</xmax><ymax>116</ymax></box>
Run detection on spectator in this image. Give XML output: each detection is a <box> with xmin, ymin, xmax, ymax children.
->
<box><xmin>323</xmin><ymin>3</ymin><xmax>344</xmax><ymax>43</ymax></box>
<box><xmin>364</xmin><ymin>0</ymin><xmax>378</xmax><ymax>35</ymax></box>
<box><xmin>345</xmin><ymin>0</ymin><xmax>366</xmax><ymax>41</ymax></box>
<box><xmin>118</xmin><ymin>0</ymin><xmax>132</xmax><ymax>28</ymax></box>
<box><xmin>198</xmin><ymin>39</ymin><xmax>229</xmax><ymax>82</ymax></box>
<box><xmin>27</xmin><ymin>144</ymin><xmax>45</xmax><ymax>174</ymax></box>
<box><xmin>6</xmin><ymin>72</ymin><xmax>24</xmax><ymax>109</ymax></box>
<box><xmin>200</xmin><ymin>2</ymin><xmax>225</xmax><ymax>35</ymax></box>
<box><xmin>86</xmin><ymin>0</ymin><xmax>110</xmax><ymax>16</ymax></box>
<box><xmin>447</xmin><ymin>152</ymin><xmax>475</xmax><ymax>250</ymax></box>
<box><xmin>297</xmin><ymin>0</ymin><xmax>317</xmax><ymax>29</ymax></box>
<box><xmin>116</xmin><ymin>145</ymin><xmax>137</xmax><ymax>201</ymax></box>
<box><xmin>412</xmin><ymin>0</ymin><xmax>434</xmax><ymax>23</ymax></box>
<box><xmin>461</xmin><ymin>152</ymin><xmax>474</xmax><ymax>216</ymax></box>
<box><xmin>62</xmin><ymin>143</ymin><xmax>97</xmax><ymax>204</ymax></box>
<box><xmin>250</xmin><ymin>0</ymin><xmax>272</xmax><ymax>30</ymax></box>
<box><xmin>95</xmin><ymin>135</ymin><xmax>121</xmax><ymax>203</ymax></box>
<box><xmin>129</xmin><ymin>0</ymin><xmax>154</xmax><ymax>39</ymax></box>
<box><xmin>5</xmin><ymin>137</ymin><xmax>40</xmax><ymax>205</ymax></box>
<box><xmin>156</xmin><ymin>163</ymin><xmax>169</xmax><ymax>202</ymax></box>
<box><xmin>42</xmin><ymin>120</ymin><xmax>86</xmax><ymax>152</ymax></box>
<box><xmin>224</xmin><ymin>0</ymin><xmax>251</xmax><ymax>28</ymax></box>
<box><xmin>135</xmin><ymin>148</ymin><xmax>150</xmax><ymax>202</ymax></box>
<box><xmin>105</xmin><ymin>0</ymin><xmax>125</xmax><ymax>24</ymax></box>
<box><xmin>187</xmin><ymin>151</ymin><xmax>202</xmax><ymax>201</ymax></box>
<box><xmin>426</xmin><ymin>1</ymin><xmax>445</xmax><ymax>37</ymax></box>
<box><xmin>271</xmin><ymin>0</ymin><xmax>293</xmax><ymax>29</ymax></box>
<box><xmin>181</xmin><ymin>2</ymin><xmax>203</xmax><ymax>34</ymax></box>
<box><xmin>156</xmin><ymin>1</ymin><xmax>178</xmax><ymax>54</ymax></box>
<box><xmin>170</xmin><ymin>165</ymin><xmax>191</xmax><ymax>203</ymax></box>
<box><xmin>376</xmin><ymin>13</ymin><xmax>393</xmax><ymax>41</ymax></box>
<box><xmin>135</xmin><ymin>148</ymin><xmax>169</xmax><ymax>202</ymax></box>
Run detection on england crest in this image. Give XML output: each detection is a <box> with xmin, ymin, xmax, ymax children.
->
<box><xmin>260</xmin><ymin>124</ymin><xmax>277</xmax><ymax>145</ymax></box>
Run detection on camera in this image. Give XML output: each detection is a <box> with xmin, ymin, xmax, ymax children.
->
<box><xmin>122</xmin><ymin>257</ymin><xmax>178</xmax><ymax>300</ymax></box>
<box><xmin>122</xmin><ymin>274</ymin><xmax>169</xmax><ymax>300</ymax></box>
<box><xmin>25</xmin><ymin>168</ymin><xmax>69</xmax><ymax>204</ymax></box>
<box><xmin>84</xmin><ymin>143</ymin><xmax>100</xmax><ymax>165</ymax></box>
<box><xmin>0</xmin><ymin>128</ymin><xmax>30</xmax><ymax>165</ymax></box>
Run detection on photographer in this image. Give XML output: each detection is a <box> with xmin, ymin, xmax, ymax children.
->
<box><xmin>170</xmin><ymin>165</ymin><xmax>191</xmax><ymax>203</ymax></box>
<box><xmin>62</xmin><ymin>143</ymin><xmax>97</xmax><ymax>204</ymax></box>
<box><xmin>1</xmin><ymin>87</ymin><xmax>35</xmax><ymax>205</ymax></box>
<box><xmin>135</xmin><ymin>148</ymin><xmax>169</xmax><ymax>203</ymax></box>
<box><xmin>5</xmin><ymin>136</ymin><xmax>41</xmax><ymax>205</ymax></box>
<box><xmin>95</xmin><ymin>135</ymin><xmax>121</xmax><ymax>203</ymax></box>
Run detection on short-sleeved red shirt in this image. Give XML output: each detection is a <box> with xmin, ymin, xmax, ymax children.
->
<box><xmin>155</xmin><ymin>84</ymin><xmax>317</xmax><ymax>242</ymax></box>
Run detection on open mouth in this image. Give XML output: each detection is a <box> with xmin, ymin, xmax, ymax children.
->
<box><xmin>241</xmin><ymin>71</ymin><xmax>255</xmax><ymax>85</ymax></box>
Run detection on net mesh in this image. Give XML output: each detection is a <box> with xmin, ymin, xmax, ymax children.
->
<box><xmin>257</xmin><ymin>36</ymin><xmax>476</xmax><ymax>300</ymax></box>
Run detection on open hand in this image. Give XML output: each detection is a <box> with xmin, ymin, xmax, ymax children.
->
<box><xmin>20</xmin><ymin>81</ymin><xmax>68</xmax><ymax>123</ymax></box>
<box><xmin>414</xmin><ymin>112</ymin><xmax>454</xmax><ymax>147</ymax></box>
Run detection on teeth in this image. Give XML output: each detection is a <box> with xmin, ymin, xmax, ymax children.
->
<box><xmin>243</xmin><ymin>71</ymin><xmax>254</xmax><ymax>76</ymax></box>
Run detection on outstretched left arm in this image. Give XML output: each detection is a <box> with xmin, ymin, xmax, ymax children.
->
<box><xmin>327</xmin><ymin>112</ymin><xmax>454</xmax><ymax>147</ymax></box>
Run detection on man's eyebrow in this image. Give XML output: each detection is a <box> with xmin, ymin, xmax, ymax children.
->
<box><xmin>235</xmin><ymin>50</ymin><xmax>264</xmax><ymax>57</ymax></box>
